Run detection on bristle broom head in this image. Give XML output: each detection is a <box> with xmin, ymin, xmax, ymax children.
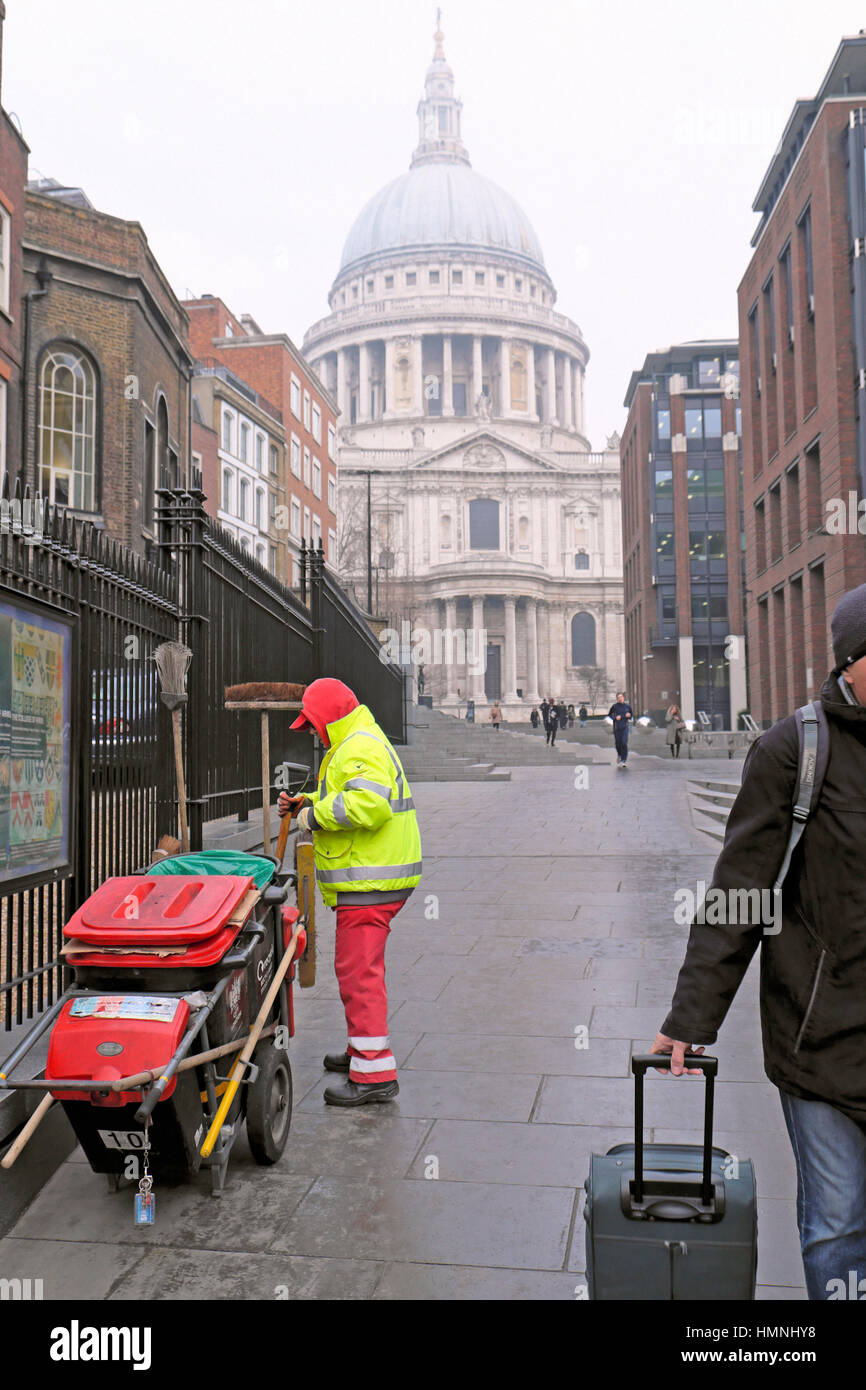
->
<box><xmin>225</xmin><ymin>681</ymin><xmax>307</xmax><ymax>703</ymax></box>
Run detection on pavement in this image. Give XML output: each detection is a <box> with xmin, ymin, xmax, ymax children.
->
<box><xmin>0</xmin><ymin>733</ymin><xmax>806</xmax><ymax>1301</ymax></box>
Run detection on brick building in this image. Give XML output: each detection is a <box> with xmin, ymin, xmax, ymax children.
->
<box><xmin>183</xmin><ymin>295</ymin><xmax>338</xmax><ymax>585</ymax></box>
<box><xmin>0</xmin><ymin>1</ymin><xmax>29</xmax><ymax>486</ymax></box>
<box><xmin>738</xmin><ymin>33</ymin><xmax>866</xmax><ymax>724</ymax></box>
<box><xmin>622</xmin><ymin>342</ymin><xmax>746</xmax><ymax>727</ymax></box>
<box><xmin>21</xmin><ymin>181</ymin><xmax>193</xmax><ymax>555</ymax></box>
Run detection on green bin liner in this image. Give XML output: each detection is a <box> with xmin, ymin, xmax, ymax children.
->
<box><xmin>147</xmin><ymin>850</ymin><xmax>275</xmax><ymax>890</ymax></box>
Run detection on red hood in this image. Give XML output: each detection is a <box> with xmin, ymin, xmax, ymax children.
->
<box><xmin>290</xmin><ymin>678</ymin><xmax>359</xmax><ymax>745</ymax></box>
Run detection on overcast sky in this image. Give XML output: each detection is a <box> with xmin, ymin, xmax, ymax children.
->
<box><xmin>5</xmin><ymin>0</ymin><xmax>863</xmax><ymax>448</ymax></box>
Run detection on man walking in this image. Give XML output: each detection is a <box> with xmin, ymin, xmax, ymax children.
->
<box><xmin>278</xmin><ymin>677</ymin><xmax>422</xmax><ymax>1107</ymax></box>
<box><xmin>608</xmin><ymin>692</ymin><xmax>632</xmax><ymax>767</ymax></box>
<box><xmin>545</xmin><ymin>696</ymin><xmax>558</xmax><ymax>746</ymax></box>
<box><xmin>651</xmin><ymin>583</ymin><xmax>866</xmax><ymax>1299</ymax></box>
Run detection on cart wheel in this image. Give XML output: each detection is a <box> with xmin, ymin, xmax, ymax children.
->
<box><xmin>246</xmin><ymin>1042</ymin><xmax>292</xmax><ymax>1165</ymax></box>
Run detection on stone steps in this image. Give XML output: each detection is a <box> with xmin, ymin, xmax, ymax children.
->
<box><xmin>687</xmin><ymin>777</ymin><xmax>742</xmax><ymax>843</ymax></box>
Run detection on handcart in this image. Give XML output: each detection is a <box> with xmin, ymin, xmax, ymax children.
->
<box><xmin>0</xmin><ymin>848</ymin><xmax>308</xmax><ymax>1199</ymax></box>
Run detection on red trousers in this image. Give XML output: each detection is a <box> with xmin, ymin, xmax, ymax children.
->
<box><xmin>334</xmin><ymin>899</ymin><xmax>403</xmax><ymax>1084</ymax></box>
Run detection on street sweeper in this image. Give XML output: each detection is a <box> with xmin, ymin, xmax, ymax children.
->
<box><xmin>279</xmin><ymin>677</ymin><xmax>422</xmax><ymax>1107</ymax></box>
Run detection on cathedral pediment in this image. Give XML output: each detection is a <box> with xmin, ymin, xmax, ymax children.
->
<box><xmin>407</xmin><ymin>429</ymin><xmax>562</xmax><ymax>474</ymax></box>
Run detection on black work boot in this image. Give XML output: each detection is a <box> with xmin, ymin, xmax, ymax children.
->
<box><xmin>323</xmin><ymin>1079</ymin><xmax>399</xmax><ymax>1107</ymax></box>
<box><xmin>323</xmin><ymin>1051</ymin><xmax>350</xmax><ymax>1072</ymax></box>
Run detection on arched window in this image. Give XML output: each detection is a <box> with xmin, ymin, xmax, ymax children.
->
<box><xmin>518</xmin><ymin>515</ymin><xmax>530</xmax><ymax>547</ymax></box>
<box><xmin>574</xmin><ymin>551</ymin><xmax>589</xmax><ymax>570</ymax></box>
<box><xmin>38</xmin><ymin>344</ymin><xmax>97</xmax><ymax>510</ymax></box>
<box><xmin>440</xmin><ymin>513</ymin><xmax>452</xmax><ymax>548</ymax></box>
<box><xmin>469</xmin><ymin>497</ymin><xmax>499</xmax><ymax>550</ymax></box>
<box><xmin>156</xmin><ymin>395</ymin><xmax>174</xmax><ymax>491</ymax></box>
<box><xmin>571</xmin><ymin>611</ymin><xmax>596</xmax><ymax>666</ymax></box>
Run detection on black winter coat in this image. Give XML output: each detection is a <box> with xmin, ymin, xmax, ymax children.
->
<box><xmin>662</xmin><ymin>674</ymin><xmax>866</xmax><ymax>1126</ymax></box>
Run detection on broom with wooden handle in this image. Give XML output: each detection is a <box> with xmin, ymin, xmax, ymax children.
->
<box><xmin>224</xmin><ymin>682</ymin><xmax>306</xmax><ymax>857</ymax></box>
<box><xmin>153</xmin><ymin>642</ymin><xmax>193</xmax><ymax>853</ymax></box>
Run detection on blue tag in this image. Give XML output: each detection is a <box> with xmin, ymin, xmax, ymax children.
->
<box><xmin>134</xmin><ymin>1192</ymin><xmax>155</xmax><ymax>1225</ymax></box>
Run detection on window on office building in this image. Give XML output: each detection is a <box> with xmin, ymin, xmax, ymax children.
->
<box><xmin>312</xmin><ymin>458</ymin><xmax>321</xmax><ymax>498</ymax></box>
<box><xmin>290</xmin><ymin>376</ymin><xmax>301</xmax><ymax>418</ymax></box>
<box><xmin>328</xmin><ymin>476</ymin><xmax>336</xmax><ymax>512</ymax></box>
<box><xmin>312</xmin><ymin>403</ymin><xmax>322</xmax><ymax>443</ymax></box>
<box><xmin>290</xmin><ymin>435</ymin><xmax>301</xmax><ymax>477</ymax></box>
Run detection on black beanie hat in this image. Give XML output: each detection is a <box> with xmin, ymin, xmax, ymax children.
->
<box><xmin>831</xmin><ymin>583</ymin><xmax>866</xmax><ymax>669</ymax></box>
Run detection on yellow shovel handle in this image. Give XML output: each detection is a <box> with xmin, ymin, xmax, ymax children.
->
<box><xmin>199</xmin><ymin>922</ymin><xmax>302</xmax><ymax>1160</ymax></box>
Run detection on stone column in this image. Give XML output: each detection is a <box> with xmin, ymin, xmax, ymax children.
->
<box><xmin>358</xmin><ymin>342</ymin><xmax>371</xmax><ymax>423</ymax></box>
<box><xmin>442</xmin><ymin>596</ymin><xmax>459</xmax><ymax>706</ymax></box>
<box><xmin>471</xmin><ymin>595</ymin><xmax>488</xmax><ymax>705</ymax></box>
<box><xmin>503</xmin><ymin>596</ymin><xmax>519</xmax><ymax>701</ymax></box>
<box><xmin>574</xmin><ymin>365</ymin><xmax>584</xmax><ymax>435</ymax></box>
<box><xmin>384</xmin><ymin>339</ymin><xmax>395</xmax><ymax>416</ymax></box>
<box><xmin>545</xmin><ymin>348</ymin><xmax>557</xmax><ymax>424</ymax></box>
<box><xmin>525</xmin><ymin>346</ymin><xmax>537</xmax><ymax>420</ymax></box>
<box><xmin>442</xmin><ymin>335</ymin><xmax>454</xmax><ymax>416</ymax></box>
<box><xmin>525</xmin><ymin>599</ymin><xmax>540</xmax><ymax>702</ymax></box>
<box><xmin>499</xmin><ymin>339</ymin><xmax>511</xmax><ymax>416</ymax></box>
<box><xmin>336</xmin><ymin>348</ymin><xmax>349</xmax><ymax>420</ymax></box>
<box><xmin>562</xmin><ymin>356</ymin><xmax>574</xmax><ymax>431</ymax></box>
<box><xmin>412</xmin><ymin>336</ymin><xmax>424</xmax><ymax>416</ymax></box>
<box><xmin>472</xmin><ymin>336</ymin><xmax>484</xmax><ymax>411</ymax></box>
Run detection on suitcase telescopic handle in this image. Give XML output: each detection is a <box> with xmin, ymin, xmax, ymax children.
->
<box><xmin>630</xmin><ymin>1054</ymin><xmax>718</xmax><ymax>1209</ymax></box>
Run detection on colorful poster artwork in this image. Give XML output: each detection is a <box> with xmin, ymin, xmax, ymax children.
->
<box><xmin>0</xmin><ymin>601</ymin><xmax>72</xmax><ymax>884</ymax></box>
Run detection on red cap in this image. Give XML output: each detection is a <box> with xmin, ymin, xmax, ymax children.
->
<box><xmin>290</xmin><ymin>678</ymin><xmax>359</xmax><ymax>746</ymax></box>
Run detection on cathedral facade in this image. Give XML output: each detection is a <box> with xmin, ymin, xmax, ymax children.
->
<box><xmin>303</xmin><ymin>22</ymin><xmax>625</xmax><ymax>714</ymax></box>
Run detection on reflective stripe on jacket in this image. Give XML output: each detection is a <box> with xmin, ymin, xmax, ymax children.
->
<box><xmin>308</xmin><ymin>704</ymin><xmax>422</xmax><ymax>907</ymax></box>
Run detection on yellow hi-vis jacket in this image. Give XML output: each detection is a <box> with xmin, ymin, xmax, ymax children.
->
<box><xmin>306</xmin><ymin>704</ymin><xmax>422</xmax><ymax>908</ymax></box>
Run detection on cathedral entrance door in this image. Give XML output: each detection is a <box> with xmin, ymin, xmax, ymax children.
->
<box><xmin>484</xmin><ymin>643</ymin><xmax>501</xmax><ymax>700</ymax></box>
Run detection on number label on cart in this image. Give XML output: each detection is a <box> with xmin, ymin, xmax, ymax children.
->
<box><xmin>98</xmin><ymin>1129</ymin><xmax>149</xmax><ymax>1151</ymax></box>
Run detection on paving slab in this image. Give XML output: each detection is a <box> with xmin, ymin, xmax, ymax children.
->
<box><xmin>269</xmin><ymin>1175</ymin><xmax>575</xmax><ymax>1269</ymax></box>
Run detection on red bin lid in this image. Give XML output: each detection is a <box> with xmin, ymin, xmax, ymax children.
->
<box><xmin>65</xmin><ymin>875</ymin><xmax>254</xmax><ymax>946</ymax></box>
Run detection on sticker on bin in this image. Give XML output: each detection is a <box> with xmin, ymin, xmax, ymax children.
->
<box><xmin>69</xmin><ymin>996</ymin><xmax>180</xmax><ymax>1023</ymax></box>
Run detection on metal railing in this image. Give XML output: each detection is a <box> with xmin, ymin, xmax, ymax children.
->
<box><xmin>0</xmin><ymin>482</ymin><xmax>406</xmax><ymax>1027</ymax></box>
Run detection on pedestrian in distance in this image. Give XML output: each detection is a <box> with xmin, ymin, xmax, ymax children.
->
<box><xmin>489</xmin><ymin>700</ymin><xmax>502</xmax><ymax>730</ymax></box>
<box><xmin>567</xmin><ymin>703</ymin><xmax>576</xmax><ymax>728</ymax></box>
<box><xmin>540</xmin><ymin>697</ymin><xmax>551</xmax><ymax>733</ymax></box>
<box><xmin>277</xmin><ymin>677</ymin><xmax>421</xmax><ymax>1107</ymax></box>
<box><xmin>558</xmin><ymin>700</ymin><xmax>568</xmax><ymax>731</ymax></box>
<box><xmin>579</xmin><ymin>703</ymin><xmax>588</xmax><ymax>728</ymax></box>
<box><xmin>608</xmin><ymin>692</ymin><xmax>633</xmax><ymax>767</ymax></box>
<box><xmin>545</xmin><ymin>696</ymin><xmax>558</xmax><ymax>746</ymax></box>
<box><xmin>666</xmin><ymin>703</ymin><xmax>685</xmax><ymax>758</ymax></box>
<box><xmin>530</xmin><ymin>706</ymin><xmax>540</xmax><ymax>729</ymax></box>
<box><xmin>651</xmin><ymin>582</ymin><xmax>866</xmax><ymax>1299</ymax></box>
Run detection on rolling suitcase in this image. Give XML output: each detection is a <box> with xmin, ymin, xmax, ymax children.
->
<box><xmin>584</xmin><ymin>1054</ymin><xmax>757</xmax><ymax>1299</ymax></box>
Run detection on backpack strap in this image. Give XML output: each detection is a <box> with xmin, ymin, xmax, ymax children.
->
<box><xmin>772</xmin><ymin>702</ymin><xmax>825</xmax><ymax>892</ymax></box>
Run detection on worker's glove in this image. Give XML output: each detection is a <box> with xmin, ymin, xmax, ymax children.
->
<box><xmin>278</xmin><ymin>793</ymin><xmax>308</xmax><ymax>820</ymax></box>
<box><xmin>295</xmin><ymin>805</ymin><xmax>313</xmax><ymax>833</ymax></box>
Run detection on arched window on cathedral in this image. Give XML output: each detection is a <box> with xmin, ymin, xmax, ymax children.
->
<box><xmin>571</xmin><ymin>611</ymin><xmax>596</xmax><ymax>666</ymax></box>
<box><xmin>440</xmin><ymin>513</ymin><xmax>452</xmax><ymax>549</ymax></box>
<box><xmin>574</xmin><ymin>551</ymin><xmax>589</xmax><ymax>570</ymax></box>
<box><xmin>38</xmin><ymin>343</ymin><xmax>98</xmax><ymax>510</ymax></box>
<box><xmin>518</xmin><ymin>515</ymin><xmax>530</xmax><ymax>548</ymax></box>
<box><xmin>469</xmin><ymin>498</ymin><xmax>499</xmax><ymax>550</ymax></box>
